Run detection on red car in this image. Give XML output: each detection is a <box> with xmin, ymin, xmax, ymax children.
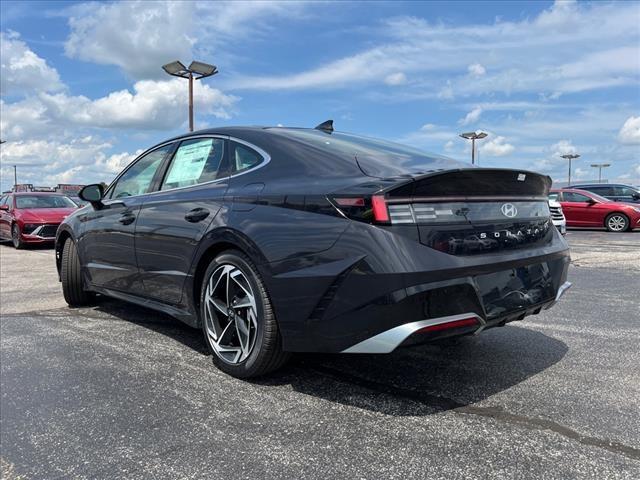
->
<box><xmin>550</xmin><ymin>188</ymin><xmax>640</xmax><ymax>232</ymax></box>
<box><xmin>0</xmin><ymin>192</ymin><xmax>78</xmax><ymax>248</ymax></box>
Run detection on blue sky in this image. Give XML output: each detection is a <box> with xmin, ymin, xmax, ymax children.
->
<box><xmin>1</xmin><ymin>0</ymin><xmax>639</xmax><ymax>192</ymax></box>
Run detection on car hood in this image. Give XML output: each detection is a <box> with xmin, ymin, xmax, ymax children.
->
<box><xmin>18</xmin><ymin>208</ymin><xmax>76</xmax><ymax>223</ymax></box>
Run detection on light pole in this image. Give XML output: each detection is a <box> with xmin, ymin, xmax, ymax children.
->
<box><xmin>162</xmin><ymin>60</ymin><xmax>218</xmax><ymax>132</ymax></box>
<box><xmin>590</xmin><ymin>163</ymin><xmax>611</xmax><ymax>183</ymax></box>
<box><xmin>14</xmin><ymin>165</ymin><xmax>17</xmax><ymax>190</ymax></box>
<box><xmin>459</xmin><ymin>131</ymin><xmax>488</xmax><ymax>165</ymax></box>
<box><xmin>560</xmin><ymin>154</ymin><xmax>580</xmax><ymax>186</ymax></box>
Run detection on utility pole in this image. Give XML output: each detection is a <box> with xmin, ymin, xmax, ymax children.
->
<box><xmin>590</xmin><ymin>163</ymin><xmax>611</xmax><ymax>183</ymax></box>
<box><xmin>459</xmin><ymin>132</ymin><xmax>488</xmax><ymax>165</ymax></box>
<box><xmin>561</xmin><ymin>154</ymin><xmax>580</xmax><ymax>186</ymax></box>
<box><xmin>14</xmin><ymin>165</ymin><xmax>17</xmax><ymax>190</ymax></box>
<box><xmin>162</xmin><ymin>60</ymin><xmax>218</xmax><ymax>132</ymax></box>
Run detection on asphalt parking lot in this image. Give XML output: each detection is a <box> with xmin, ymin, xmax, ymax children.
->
<box><xmin>1</xmin><ymin>231</ymin><xmax>639</xmax><ymax>479</ymax></box>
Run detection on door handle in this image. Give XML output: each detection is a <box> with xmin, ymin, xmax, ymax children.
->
<box><xmin>185</xmin><ymin>208</ymin><xmax>210</xmax><ymax>223</ymax></box>
<box><xmin>119</xmin><ymin>213</ymin><xmax>136</xmax><ymax>225</ymax></box>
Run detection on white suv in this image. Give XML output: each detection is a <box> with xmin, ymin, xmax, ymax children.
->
<box><xmin>548</xmin><ymin>198</ymin><xmax>566</xmax><ymax>235</ymax></box>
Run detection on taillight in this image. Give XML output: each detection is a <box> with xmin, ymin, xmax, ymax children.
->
<box><xmin>371</xmin><ymin>195</ymin><xmax>389</xmax><ymax>223</ymax></box>
<box><xmin>328</xmin><ymin>195</ymin><xmax>391</xmax><ymax>224</ymax></box>
<box><xmin>334</xmin><ymin>197</ymin><xmax>366</xmax><ymax>207</ymax></box>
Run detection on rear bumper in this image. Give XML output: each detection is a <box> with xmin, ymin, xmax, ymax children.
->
<box><xmin>342</xmin><ymin>281</ymin><xmax>571</xmax><ymax>353</ymax></box>
<box><xmin>265</xmin><ymin>222</ymin><xmax>571</xmax><ymax>353</ymax></box>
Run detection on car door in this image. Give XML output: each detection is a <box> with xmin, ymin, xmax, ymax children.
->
<box><xmin>614</xmin><ymin>186</ymin><xmax>640</xmax><ymax>204</ymax></box>
<box><xmin>563</xmin><ymin>191</ymin><xmax>604</xmax><ymax>226</ymax></box>
<box><xmin>77</xmin><ymin>144</ymin><xmax>174</xmax><ymax>294</ymax></box>
<box><xmin>135</xmin><ymin>136</ymin><xmax>230</xmax><ymax>304</ymax></box>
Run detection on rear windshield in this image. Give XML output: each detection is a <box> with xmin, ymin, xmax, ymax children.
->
<box><xmin>274</xmin><ymin>129</ymin><xmax>466</xmax><ymax>177</ymax></box>
<box><xmin>16</xmin><ymin>195</ymin><xmax>76</xmax><ymax>209</ymax></box>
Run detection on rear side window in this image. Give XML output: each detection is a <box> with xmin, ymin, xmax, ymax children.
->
<box><xmin>161</xmin><ymin>138</ymin><xmax>226</xmax><ymax>190</ymax></box>
<box><xmin>231</xmin><ymin>142</ymin><xmax>262</xmax><ymax>174</ymax></box>
<box><xmin>588</xmin><ymin>186</ymin><xmax>614</xmax><ymax>196</ymax></box>
<box><xmin>563</xmin><ymin>192</ymin><xmax>591</xmax><ymax>203</ymax></box>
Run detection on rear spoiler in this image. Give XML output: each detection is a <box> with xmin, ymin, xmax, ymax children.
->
<box><xmin>382</xmin><ymin>168</ymin><xmax>552</xmax><ymax>200</ymax></box>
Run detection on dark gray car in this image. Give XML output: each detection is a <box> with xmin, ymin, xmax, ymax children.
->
<box><xmin>569</xmin><ymin>184</ymin><xmax>640</xmax><ymax>204</ymax></box>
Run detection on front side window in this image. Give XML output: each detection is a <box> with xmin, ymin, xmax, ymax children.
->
<box><xmin>563</xmin><ymin>192</ymin><xmax>591</xmax><ymax>203</ymax></box>
<box><xmin>616</xmin><ymin>186</ymin><xmax>638</xmax><ymax>196</ymax></box>
<box><xmin>232</xmin><ymin>142</ymin><xmax>262</xmax><ymax>173</ymax></box>
<box><xmin>161</xmin><ymin>138</ymin><xmax>226</xmax><ymax>190</ymax></box>
<box><xmin>110</xmin><ymin>145</ymin><xmax>172</xmax><ymax>199</ymax></box>
<box><xmin>15</xmin><ymin>195</ymin><xmax>77</xmax><ymax>209</ymax></box>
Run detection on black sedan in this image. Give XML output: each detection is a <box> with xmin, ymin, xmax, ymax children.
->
<box><xmin>55</xmin><ymin>122</ymin><xmax>571</xmax><ymax>378</ymax></box>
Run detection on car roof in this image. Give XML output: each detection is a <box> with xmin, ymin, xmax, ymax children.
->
<box><xmin>569</xmin><ymin>183</ymin><xmax>636</xmax><ymax>188</ymax></box>
<box><xmin>162</xmin><ymin>125</ymin><xmax>291</xmax><ymax>143</ymax></box>
<box><xmin>12</xmin><ymin>192</ymin><xmax>66</xmax><ymax>195</ymax></box>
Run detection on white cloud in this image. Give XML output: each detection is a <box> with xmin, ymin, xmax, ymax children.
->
<box><xmin>467</xmin><ymin>63</ymin><xmax>486</xmax><ymax>77</ymax></box>
<box><xmin>618</xmin><ymin>116</ymin><xmax>640</xmax><ymax>145</ymax></box>
<box><xmin>101</xmin><ymin>150</ymin><xmax>145</xmax><ymax>174</ymax></box>
<box><xmin>1</xmin><ymin>79</ymin><xmax>238</xmax><ymax>139</ymax></box>
<box><xmin>65</xmin><ymin>1</ymin><xmax>197</xmax><ymax>79</ymax></box>
<box><xmin>0</xmin><ymin>138</ymin><xmax>145</xmax><ymax>188</ymax></box>
<box><xmin>480</xmin><ymin>136</ymin><xmax>515</xmax><ymax>157</ymax></box>
<box><xmin>384</xmin><ymin>72</ymin><xmax>407</xmax><ymax>85</ymax></box>
<box><xmin>459</xmin><ymin>107</ymin><xmax>482</xmax><ymax>126</ymax></box>
<box><xmin>63</xmin><ymin>0</ymin><xmax>311</xmax><ymax>79</ymax></box>
<box><xmin>232</xmin><ymin>0</ymin><xmax>639</xmax><ymax>95</ymax></box>
<box><xmin>0</xmin><ymin>31</ymin><xmax>63</xmax><ymax>95</ymax></box>
<box><xmin>551</xmin><ymin>139</ymin><xmax>578</xmax><ymax>157</ymax></box>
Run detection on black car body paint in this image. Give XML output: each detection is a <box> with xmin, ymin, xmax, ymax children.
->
<box><xmin>56</xmin><ymin>127</ymin><xmax>571</xmax><ymax>353</ymax></box>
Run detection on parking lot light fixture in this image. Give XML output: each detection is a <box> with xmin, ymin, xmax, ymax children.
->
<box><xmin>162</xmin><ymin>60</ymin><xmax>219</xmax><ymax>132</ymax></box>
<box><xmin>459</xmin><ymin>131</ymin><xmax>488</xmax><ymax>165</ymax></box>
<box><xmin>560</xmin><ymin>154</ymin><xmax>580</xmax><ymax>186</ymax></box>
<box><xmin>590</xmin><ymin>163</ymin><xmax>611</xmax><ymax>183</ymax></box>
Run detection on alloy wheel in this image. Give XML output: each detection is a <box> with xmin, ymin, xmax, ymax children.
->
<box><xmin>607</xmin><ymin>215</ymin><xmax>626</xmax><ymax>232</ymax></box>
<box><xmin>203</xmin><ymin>264</ymin><xmax>258</xmax><ymax>364</ymax></box>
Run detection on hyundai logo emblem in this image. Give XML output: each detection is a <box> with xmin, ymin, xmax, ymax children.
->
<box><xmin>501</xmin><ymin>203</ymin><xmax>518</xmax><ymax>218</ymax></box>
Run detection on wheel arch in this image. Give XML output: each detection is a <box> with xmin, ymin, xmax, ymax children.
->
<box><xmin>188</xmin><ymin>228</ymin><xmax>269</xmax><ymax>326</ymax></box>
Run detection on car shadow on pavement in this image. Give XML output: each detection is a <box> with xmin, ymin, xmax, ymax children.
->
<box><xmin>90</xmin><ymin>296</ymin><xmax>567</xmax><ymax>417</ymax></box>
<box><xmin>91</xmin><ymin>297</ymin><xmax>209</xmax><ymax>355</ymax></box>
<box><xmin>256</xmin><ymin>326</ymin><xmax>568</xmax><ymax>416</ymax></box>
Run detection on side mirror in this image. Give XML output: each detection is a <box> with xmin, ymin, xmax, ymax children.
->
<box><xmin>79</xmin><ymin>184</ymin><xmax>104</xmax><ymax>209</ymax></box>
<box><xmin>632</xmin><ymin>193</ymin><xmax>640</xmax><ymax>200</ymax></box>
<box><xmin>0</xmin><ymin>204</ymin><xmax>9</xmax><ymax>211</ymax></box>
<box><xmin>586</xmin><ymin>198</ymin><xmax>596</xmax><ymax>205</ymax></box>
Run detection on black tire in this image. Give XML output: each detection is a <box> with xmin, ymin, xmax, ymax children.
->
<box><xmin>604</xmin><ymin>213</ymin><xmax>629</xmax><ymax>232</ymax></box>
<box><xmin>200</xmin><ymin>250</ymin><xmax>289</xmax><ymax>378</ymax></box>
<box><xmin>61</xmin><ymin>238</ymin><xmax>95</xmax><ymax>307</ymax></box>
<box><xmin>12</xmin><ymin>224</ymin><xmax>23</xmax><ymax>249</ymax></box>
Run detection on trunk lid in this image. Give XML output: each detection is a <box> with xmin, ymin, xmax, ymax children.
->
<box><xmin>380</xmin><ymin>168</ymin><xmax>554</xmax><ymax>255</ymax></box>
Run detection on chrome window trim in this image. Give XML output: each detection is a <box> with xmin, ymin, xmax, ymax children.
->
<box><xmin>105</xmin><ymin>134</ymin><xmax>271</xmax><ymax>199</ymax></box>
